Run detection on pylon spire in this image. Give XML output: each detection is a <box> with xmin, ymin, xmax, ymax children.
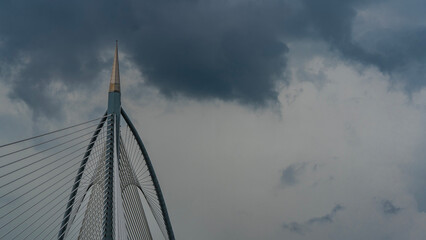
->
<box><xmin>105</xmin><ymin>41</ymin><xmax>121</xmax><ymax>240</ymax></box>
<box><xmin>109</xmin><ymin>40</ymin><xmax>120</xmax><ymax>93</ymax></box>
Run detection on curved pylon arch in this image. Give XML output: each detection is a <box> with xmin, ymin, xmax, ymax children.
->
<box><xmin>121</xmin><ymin>108</ymin><xmax>175</xmax><ymax>240</ymax></box>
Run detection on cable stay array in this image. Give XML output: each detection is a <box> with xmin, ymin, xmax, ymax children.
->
<box><xmin>0</xmin><ymin>110</ymin><xmax>174</xmax><ymax>240</ymax></box>
<box><xmin>0</xmin><ymin>114</ymin><xmax>110</xmax><ymax>239</ymax></box>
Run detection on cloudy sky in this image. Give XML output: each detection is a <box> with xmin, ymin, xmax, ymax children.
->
<box><xmin>1</xmin><ymin>0</ymin><xmax>426</xmax><ymax>239</ymax></box>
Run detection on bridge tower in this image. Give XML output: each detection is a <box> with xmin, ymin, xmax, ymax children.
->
<box><xmin>57</xmin><ymin>42</ymin><xmax>175</xmax><ymax>240</ymax></box>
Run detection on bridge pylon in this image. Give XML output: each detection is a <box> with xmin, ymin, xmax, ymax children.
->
<box><xmin>57</xmin><ymin>42</ymin><xmax>175</xmax><ymax>240</ymax></box>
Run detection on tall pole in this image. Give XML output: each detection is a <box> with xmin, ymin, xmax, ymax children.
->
<box><xmin>104</xmin><ymin>40</ymin><xmax>121</xmax><ymax>240</ymax></box>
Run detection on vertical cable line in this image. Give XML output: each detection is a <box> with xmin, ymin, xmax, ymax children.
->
<box><xmin>119</xmin><ymin>137</ymin><xmax>153</xmax><ymax>240</ymax></box>
<box><xmin>43</xmin><ymin>155</ymin><xmax>110</xmax><ymax>240</ymax></box>
<box><xmin>66</xmin><ymin>128</ymin><xmax>109</xmax><ymax>229</ymax></box>
<box><xmin>121</xmin><ymin>108</ymin><xmax>175</xmax><ymax>240</ymax></box>
<box><xmin>58</xmin><ymin>112</ymin><xmax>108</xmax><ymax>240</ymax></box>
<box><xmin>120</xmin><ymin>114</ymin><xmax>169</xmax><ymax>238</ymax></box>
<box><xmin>58</xmin><ymin>191</ymin><xmax>104</xmax><ymax>240</ymax></box>
<box><xmin>59</xmin><ymin>129</ymin><xmax>109</xmax><ymax>239</ymax></box>
<box><xmin>38</xmin><ymin>170</ymin><xmax>108</xmax><ymax>240</ymax></box>
<box><xmin>48</xmin><ymin>142</ymin><xmax>105</xmax><ymax>238</ymax></box>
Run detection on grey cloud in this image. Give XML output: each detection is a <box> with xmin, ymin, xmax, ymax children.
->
<box><xmin>307</xmin><ymin>204</ymin><xmax>344</xmax><ymax>224</ymax></box>
<box><xmin>293</xmin><ymin>0</ymin><xmax>426</xmax><ymax>92</ymax></box>
<box><xmin>281</xmin><ymin>162</ymin><xmax>307</xmax><ymax>187</ymax></box>
<box><xmin>282</xmin><ymin>222</ymin><xmax>308</xmax><ymax>235</ymax></box>
<box><xmin>0</xmin><ymin>0</ymin><xmax>425</xmax><ymax>118</ymax></box>
<box><xmin>283</xmin><ymin>204</ymin><xmax>344</xmax><ymax>235</ymax></box>
<box><xmin>381</xmin><ymin>200</ymin><xmax>401</xmax><ymax>215</ymax></box>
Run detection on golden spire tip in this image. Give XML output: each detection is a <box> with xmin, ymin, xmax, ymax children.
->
<box><xmin>109</xmin><ymin>41</ymin><xmax>120</xmax><ymax>93</ymax></box>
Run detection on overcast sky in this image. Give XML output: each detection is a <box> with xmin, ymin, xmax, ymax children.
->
<box><xmin>1</xmin><ymin>0</ymin><xmax>426</xmax><ymax>239</ymax></box>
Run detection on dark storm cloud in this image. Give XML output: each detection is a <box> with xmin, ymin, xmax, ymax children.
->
<box><xmin>0</xmin><ymin>0</ymin><xmax>424</xmax><ymax>117</ymax></box>
<box><xmin>381</xmin><ymin>200</ymin><xmax>401</xmax><ymax>215</ymax></box>
<box><xmin>0</xmin><ymin>0</ymin><xmax>291</xmax><ymax>117</ymax></box>
<box><xmin>359</xmin><ymin>27</ymin><xmax>426</xmax><ymax>92</ymax></box>
<box><xmin>283</xmin><ymin>204</ymin><xmax>344</xmax><ymax>235</ymax></box>
<box><xmin>0</xmin><ymin>1</ymin><xmax>108</xmax><ymax>118</ymax></box>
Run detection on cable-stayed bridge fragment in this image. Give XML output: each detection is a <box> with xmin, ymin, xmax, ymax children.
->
<box><xmin>0</xmin><ymin>42</ymin><xmax>175</xmax><ymax>240</ymax></box>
